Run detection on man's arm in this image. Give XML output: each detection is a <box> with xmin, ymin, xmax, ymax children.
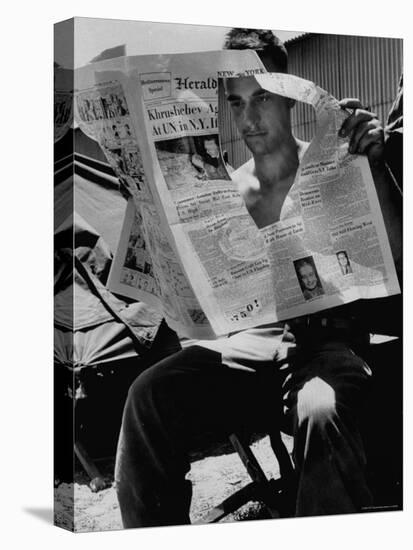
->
<box><xmin>338</xmin><ymin>98</ymin><xmax>402</xmax><ymax>277</ymax></box>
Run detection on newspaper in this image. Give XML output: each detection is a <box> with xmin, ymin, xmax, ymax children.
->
<box><xmin>54</xmin><ymin>67</ymin><xmax>73</xmax><ymax>142</ymax></box>
<box><xmin>73</xmin><ymin>51</ymin><xmax>400</xmax><ymax>338</ymax></box>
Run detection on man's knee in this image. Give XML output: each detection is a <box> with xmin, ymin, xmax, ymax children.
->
<box><xmin>296</xmin><ymin>377</ymin><xmax>336</xmax><ymax>427</ymax></box>
<box><xmin>125</xmin><ymin>360</ymin><xmax>171</xmax><ymax>416</ymax></box>
<box><xmin>124</xmin><ymin>346</ymin><xmax>206</xmax><ymax>416</ymax></box>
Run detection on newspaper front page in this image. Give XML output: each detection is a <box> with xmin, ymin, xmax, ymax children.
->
<box><xmin>74</xmin><ymin>51</ymin><xmax>400</xmax><ymax>338</ymax></box>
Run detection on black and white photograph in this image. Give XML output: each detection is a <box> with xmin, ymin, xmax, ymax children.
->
<box><xmin>47</xmin><ymin>7</ymin><xmax>406</xmax><ymax>546</ymax></box>
<box><xmin>155</xmin><ymin>133</ymin><xmax>230</xmax><ymax>191</ymax></box>
<box><xmin>190</xmin><ymin>134</ymin><xmax>229</xmax><ymax>180</ymax></box>
<box><xmin>293</xmin><ymin>256</ymin><xmax>325</xmax><ymax>300</ymax></box>
<box><xmin>336</xmin><ymin>250</ymin><xmax>353</xmax><ymax>275</ymax></box>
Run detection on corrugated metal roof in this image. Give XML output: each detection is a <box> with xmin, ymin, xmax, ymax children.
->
<box><xmin>285</xmin><ymin>33</ymin><xmax>402</xmax><ymax>141</ymax></box>
<box><xmin>284</xmin><ymin>32</ymin><xmax>312</xmax><ymax>46</ymax></box>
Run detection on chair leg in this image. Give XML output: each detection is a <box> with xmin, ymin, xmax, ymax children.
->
<box><xmin>269</xmin><ymin>431</ymin><xmax>297</xmax><ymax>516</ymax></box>
<box><xmin>197</xmin><ymin>481</ymin><xmax>258</xmax><ymax>523</ymax></box>
<box><xmin>269</xmin><ymin>430</ymin><xmax>295</xmax><ymax>483</ymax></box>
<box><xmin>200</xmin><ymin>432</ymin><xmax>294</xmax><ymax>523</ymax></box>
<box><xmin>229</xmin><ymin>434</ymin><xmax>271</xmax><ymax>485</ymax></box>
<box><xmin>228</xmin><ymin>434</ymin><xmax>281</xmax><ymax>519</ymax></box>
<box><xmin>74</xmin><ymin>440</ymin><xmax>107</xmax><ymax>492</ymax></box>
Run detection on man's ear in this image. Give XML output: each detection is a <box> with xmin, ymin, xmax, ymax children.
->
<box><xmin>288</xmin><ymin>98</ymin><xmax>296</xmax><ymax>109</ymax></box>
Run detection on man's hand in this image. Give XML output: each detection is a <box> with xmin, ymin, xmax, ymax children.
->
<box><xmin>338</xmin><ymin>98</ymin><xmax>385</xmax><ymax>170</ymax></box>
<box><xmin>339</xmin><ymin>99</ymin><xmax>401</xmax><ymax>277</ymax></box>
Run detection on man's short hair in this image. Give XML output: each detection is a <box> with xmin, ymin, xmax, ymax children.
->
<box><xmin>223</xmin><ymin>28</ymin><xmax>288</xmax><ymax>72</ymax></box>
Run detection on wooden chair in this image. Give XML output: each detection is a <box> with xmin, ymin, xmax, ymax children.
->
<box><xmin>199</xmin><ymin>429</ymin><xmax>296</xmax><ymax>523</ymax></box>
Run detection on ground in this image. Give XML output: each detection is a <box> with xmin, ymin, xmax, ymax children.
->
<box><xmin>54</xmin><ymin>433</ymin><xmax>294</xmax><ymax>532</ymax></box>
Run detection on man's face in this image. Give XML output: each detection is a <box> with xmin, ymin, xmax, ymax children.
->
<box><xmin>204</xmin><ymin>139</ymin><xmax>220</xmax><ymax>158</ymax></box>
<box><xmin>337</xmin><ymin>253</ymin><xmax>348</xmax><ymax>267</ymax></box>
<box><xmin>299</xmin><ymin>263</ymin><xmax>318</xmax><ymax>291</ymax></box>
<box><xmin>225</xmin><ymin>75</ymin><xmax>291</xmax><ymax>156</ymax></box>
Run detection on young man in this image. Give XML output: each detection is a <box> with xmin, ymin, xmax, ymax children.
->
<box><xmin>114</xmin><ymin>29</ymin><xmax>401</xmax><ymax>527</ymax></box>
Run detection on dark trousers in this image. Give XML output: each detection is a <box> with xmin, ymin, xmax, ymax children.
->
<box><xmin>115</xmin><ymin>341</ymin><xmax>372</xmax><ymax>527</ymax></box>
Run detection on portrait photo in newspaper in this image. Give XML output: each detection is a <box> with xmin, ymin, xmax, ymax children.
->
<box><xmin>336</xmin><ymin>250</ymin><xmax>353</xmax><ymax>275</ymax></box>
<box><xmin>293</xmin><ymin>256</ymin><xmax>325</xmax><ymax>301</ymax></box>
<box><xmin>54</xmin><ymin>18</ymin><xmax>403</xmax><ymax>533</ymax></box>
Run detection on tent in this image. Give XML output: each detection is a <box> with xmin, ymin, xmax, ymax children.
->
<box><xmin>54</xmin><ymin>129</ymin><xmax>179</xmax><ymax>478</ymax></box>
